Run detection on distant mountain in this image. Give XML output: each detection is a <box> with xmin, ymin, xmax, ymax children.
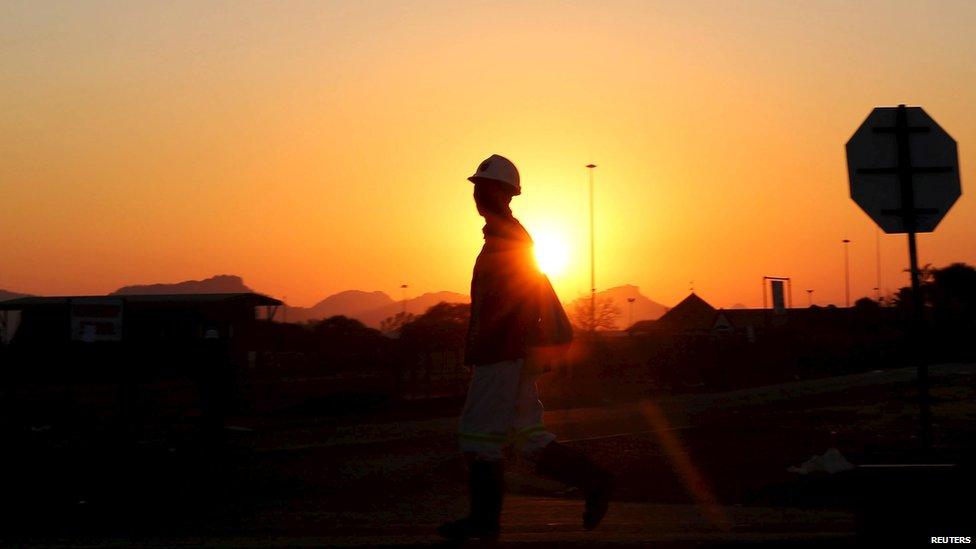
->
<box><xmin>0</xmin><ymin>289</ymin><xmax>31</xmax><ymax>302</ymax></box>
<box><xmin>291</xmin><ymin>285</ymin><xmax>664</xmax><ymax>329</ymax></box>
<box><xmin>357</xmin><ymin>291</ymin><xmax>470</xmax><ymax>328</ymax></box>
<box><xmin>104</xmin><ymin>274</ymin><xmax>467</xmax><ymax>328</ymax></box>
<box><xmin>286</xmin><ymin>290</ymin><xmax>470</xmax><ymax>327</ymax></box>
<box><xmin>112</xmin><ymin>274</ymin><xmax>254</xmax><ymax>295</ymax></box>
<box><xmin>567</xmin><ymin>285</ymin><xmax>669</xmax><ymax>329</ymax></box>
<box><xmin>100</xmin><ymin>274</ymin><xmax>658</xmax><ymax>330</ymax></box>
<box><xmin>285</xmin><ymin>290</ymin><xmax>395</xmax><ymax>324</ymax></box>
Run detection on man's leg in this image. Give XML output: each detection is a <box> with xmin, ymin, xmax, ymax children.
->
<box><xmin>535</xmin><ymin>439</ymin><xmax>614</xmax><ymax>530</ymax></box>
<box><xmin>514</xmin><ymin>372</ymin><xmax>614</xmax><ymax>531</ymax></box>
<box><xmin>511</xmin><ymin>370</ymin><xmax>556</xmax><ymax>463</ymax></box>
<box><xmin>438</xmin><ymin>360</ymin><xmax>520</xmax><ymax>540</ymax></box>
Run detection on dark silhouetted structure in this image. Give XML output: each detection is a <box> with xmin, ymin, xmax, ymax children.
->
<box><xmin>1</xmin><ymin>292</ymin><xmax>281</xmax><ymax>430</ymax></box>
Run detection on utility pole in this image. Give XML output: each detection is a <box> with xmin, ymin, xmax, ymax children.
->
<box><xmin>586</xmin><ymin>163</ymin><xmax>597</xmax><ymax>331</ymax></box>
<box><xmin>842</xmin><ymin>239</ymin><xmax>851</xmax><ymax>307</ymax></box>
<box><xmin>846</xmin><ymin>104</ymin><xmax>962</xmax><ymax>452</ymax></box>
<box><xmin>875</xmin><ymin>227</ymin><xmax>883</xmax><ymax>303</ymax></box>
<box><xmin>894</xmin><ymin>105</ymin><xmax>930</xmax><ymax>449</ymax></box>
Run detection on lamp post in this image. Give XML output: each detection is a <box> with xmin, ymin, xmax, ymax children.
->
<box><xmin>806</xmin><ymin>289</ymin><xmax>813</xmax><ymax>307</ymax></box>
<box><xmin>875</xmin><ymin>227</ymin><xmax>882</xmax><ymax>303</ymax></box>
<box><xmin>842</xmin><ymin>239</ymin><xmax>851</xmax><ymax>307</ymax></box>
<box><xmin>400</xmin><ymin>284</ymin><xmax>409</xmax><ymax>315</ymax></box>
<box><xmin>586</xmin><ymin>163</ymin><xmax>597</xmax><ymax>331</ymax></box>
<box><xmin>627</xmin><ymin>297</ymin><xmax>636</xmax><ymax>328</ymax></box>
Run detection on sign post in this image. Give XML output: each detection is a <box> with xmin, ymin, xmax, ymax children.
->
<box><xmin>846</xmin><ymin>104</ymin><xmax>962</xmax><ymax>450</ymax></box>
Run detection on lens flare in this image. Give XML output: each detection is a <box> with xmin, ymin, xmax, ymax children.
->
<box><xmin>533</xmin><ymin>231</ymin><xmax>569</xmax><ymax>276</ymax></box>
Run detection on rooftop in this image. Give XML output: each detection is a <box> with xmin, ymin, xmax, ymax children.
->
<box><xmin>0</xmin><ymin>292</ymin><xmax>282</xmax><ymax>310</ymax></box>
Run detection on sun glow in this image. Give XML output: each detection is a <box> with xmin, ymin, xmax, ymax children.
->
<box><xmin>533</xmin><ymin>231</ymin><xmax>570</xmax><ymax>276</ymax></box>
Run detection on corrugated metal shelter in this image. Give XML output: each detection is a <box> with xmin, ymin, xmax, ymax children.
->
<box><xmin>0</xmin><ymin>293</ymin><xmax>284</xmax><ymax>428</ymax></box>
<box><xmin>1</xmin><ymin>293</ymin><xmax>279</xmax><ymax>342</ymax></box>
<box><xmin>0</xmin><ymin>293</ymin><xmax>281</xmax><ymax>379</ymax></box>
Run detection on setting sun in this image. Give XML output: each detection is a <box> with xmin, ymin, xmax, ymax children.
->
<box><xmin>1</xmin><ymin>1</ymin><xmax>974</xmax><ymax>310</ymax></box>
<box><xmin>533</xmin><ymin>231</ymin><xmax>570</xmax><ymax>277</ymax></box>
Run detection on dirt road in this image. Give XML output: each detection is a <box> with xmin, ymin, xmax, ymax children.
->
<box><xmin>4</xmin><ymin>363</ymin><xmax>973</xmax><ymax>547</ymax></box>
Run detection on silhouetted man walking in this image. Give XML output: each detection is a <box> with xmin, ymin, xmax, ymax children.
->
<box><xmin>438</xmin><ymin>154</ymin><xmax>613</xmax><ymax>541</ymax></box>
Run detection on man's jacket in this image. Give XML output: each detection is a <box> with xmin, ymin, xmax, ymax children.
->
<box><xmin>464</xmin><ymin>215</ymin><xmax>573</xmax><ymax>366</ymax></box>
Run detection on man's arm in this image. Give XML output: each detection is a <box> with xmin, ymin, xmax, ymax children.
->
<box><xmin>522</xmin><ymin>271</ymin><xmax>573</xmax><ymax>374</ymax></box>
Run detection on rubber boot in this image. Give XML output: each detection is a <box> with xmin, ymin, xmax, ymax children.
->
<box><xmin>437</xmin><ymin>459</ymin><xmax>504</xmax><ymax>541</ymax></box>
<box><xmin>535</xmin><ymin>441</ymin><xmax>614</xmax><ymax>530</ymax></box>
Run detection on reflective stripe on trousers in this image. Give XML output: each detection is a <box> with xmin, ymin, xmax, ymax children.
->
<box><xmin>458</xmin><ymin>358</ymin><xmax>556</xmax><ymax>462</ymax></box>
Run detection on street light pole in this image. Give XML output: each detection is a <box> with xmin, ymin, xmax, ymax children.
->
<box><xmin>806</xmin><ymin>289</ymin><xmax>813</xmax><ymax>307</ymax></box>
<box><xmin>586</xmin><ymin>163</ymin><xmax>597</xmax><ymax>331</ymax></box>
<box><xmin>842</xmin><ymin>239</ymin><xmax>851</xmax><ymax>307</ymax></box>
<box><xmin>400</xmin><ymin>284</ymin><xmax>408</xmax><ymax>315</ymax></box>
<box><xmin>627</xmin><ymin>297</ymin><xmax>636</xmax><ymax>328</ymax></box>
<box><xmin>875</xmin><ymin>227</ymin><xmax>882</xmax><ymax>303</ymax></box>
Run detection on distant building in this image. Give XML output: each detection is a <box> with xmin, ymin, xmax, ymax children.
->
<box><xmin>0</xmin><ymin>293</ymin><xmax>282</xmax><ymax>374</ymax></box>
<box><xmin>628</xmin><ymin>292</ymin><xmax>717</xmax><ymax>336</ymax></box>
<box><xmin>712</xmin><ymin>309</ymin><xmax>768</xmax><ymax>341</ymax></box>
<box><xmin>626</xmin><ymin>319</ymin><xmax>657</xmax><ymax>334</ymax></box>
<box><xmin>0</xmin><ymin>292</ymin><xmax>288</xmax><ymax>428</ymax></box>
<box><xmin>1</xmin><ymin>292</ymin><xmax>279</xmax><ymax>341</ymax></box>
<box><xmin>626</xmin><ymin>292</ymin><xmax>835</xmax><ymax>341</ymax></box>
<box><xmin>657</xmin><ymin>293</ymin><xmax>717</xmax><ymax>334</ymax></box>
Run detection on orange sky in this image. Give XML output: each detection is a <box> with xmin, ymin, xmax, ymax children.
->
<box><xmin>2</xmin><ymin>0</ymin><xmax>974</xmax><ymax>309</ymax></box>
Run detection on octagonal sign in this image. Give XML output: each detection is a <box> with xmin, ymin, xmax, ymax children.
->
<box><xmin>846</xmin><ymin>106</ymin><xmax>961</xmax><ymax>233</ymax></box>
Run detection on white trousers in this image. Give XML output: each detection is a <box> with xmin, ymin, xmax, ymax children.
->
<box><xmin>458</xmin><ymin>358</ymin><xmax>556</xmax><ymax>462</ymax></box>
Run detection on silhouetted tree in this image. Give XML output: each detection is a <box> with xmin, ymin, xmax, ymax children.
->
<box><xmin>380</xmin><ymin>311</ymin><xmax>417</xmax><ymax>334</ymax></box>
<box><xmin>891</xmin><ymin>286</ymin><xmax>912</xmax><ymax>309</ymax></box>
<box><xmin>398</xmin><ymin>302</ymin><xmax>470</xmax><ymax>352</ymax></box>
<box><xmin>569</xmin><ymin>296</ymin><xmax>621</xmax><ymax>332</ymax></box>
<box><xmin>892</xmin><ymin>262</ymin><xmax>974</xmax><ymax>311</ymax></box>
<box><xmin>929</xmin><ymin>263</ymin><xmax>976</xmax><ymax>313</ymax></box>
<box><xmin>311</xmin><ymin>315</ymin><xmax>381</xmax><ymax>344</ymax></box>
<box><xmin>890</xmin><ymin>263</ymin><xmax>976</xmax><ymax>358</ymax></box>
<box><xmin>854</xmin><ymin>297</ymin><xmax>881</xmax><ymax>310</ymax></box>
<box><xmin>893</xmin><ymin>263</ymin><xmax>937</xmax><ymax>309</ymax></box>
<box><xmin>310</xmin><ymin>315</ymin><xmax>388</xmax><ymax>369</ymax></box>
<box><xmin>928</xmin><ymin>264</ymin><xmax>976</xmax><ymax>355</ymax></box>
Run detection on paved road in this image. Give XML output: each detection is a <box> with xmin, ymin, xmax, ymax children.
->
<box><xmin>247</xmin><ymin>362</ymin><xmax>976</xmax><ymax>451</ymax></box>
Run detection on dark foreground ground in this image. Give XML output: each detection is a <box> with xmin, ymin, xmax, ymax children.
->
<box><xmin>2</xmin><ymin>363</ymin><xmax>974</xmax><ymax>547</ymax></box>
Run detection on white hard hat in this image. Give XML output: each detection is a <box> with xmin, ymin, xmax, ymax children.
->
<box><xmin>468</xmin><ymin>154</ymin><xmax>520</xmax><ymax>195</ymax></box>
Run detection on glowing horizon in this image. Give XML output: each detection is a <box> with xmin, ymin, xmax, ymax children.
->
<box><xmin>2</xmin><ymin>1</ymin><xmax>975</xmax><ymax>310</ymax></box>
